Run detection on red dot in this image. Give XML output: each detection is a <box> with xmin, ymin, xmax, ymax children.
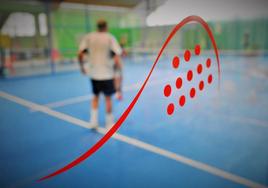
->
<box><xmin>172</xmin><ymin>56</ymin><xmax>180</xmax><ymax>69</ymax></box>
<box><xmin>190</xmin><ymin>88</ymin><xmax>196</xmax><ymax>98</ymax></box>
<box><xmin>184</xmin><ymin>50</ymin><xmax>191</xmax><ymax>62</ymax></box>
<box><xmin>199</xmin><ymin>81</ymin><xmax>204</xmax><ymax>91</ymax></box>
<box><xmin>195</xmin><ymin>44</ymin><xmax>201</xmax><ymax>55</ymax></box>
<box><xmin>179</xmin><ymin>95</ymin><xmax>186</xmax><ymax>107</ymax></box>
<box><xmin>167</xmin><ymin>103</ymin><xmax>174</xmax><ymax>115</ymax></box>
<box><xmin>208</xmin><ymin>74</ymin><xmax>213</xmax><ymax>84</ymax></box>
<box><xmin>206</xmin><ymin>58</ymin><xmax>211</xmax><ymax>68</ymax></box>
<box><xmin>197</xmin><ymin>64</ymin><xmax>202</xmax><ymax>74</ymax></box>
<box><xmin>164</xmin><ymin>84</ymin><xmax>172</xmax><ymax>97</ymax></box>
<box><xmin>176</xmin><ymin>77</ymin><xmax>183</xmax><ymax>89</ymax></box>
<box><xmin>187</xmin><ymin>70</ymin><xmax>193</xmax><ymax>81</ymax></box>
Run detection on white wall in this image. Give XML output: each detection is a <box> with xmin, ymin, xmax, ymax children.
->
<box><xmin>147</xmin><ymin>0</ymin><xmax>268</xmax><ymax>26</ymax></box>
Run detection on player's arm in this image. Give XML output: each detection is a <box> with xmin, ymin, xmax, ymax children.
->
<box><xmin>78</xmin><ymin>49</ymin><xmax>88</xmax><ymax>74</ymax></box>
<box><xmin>114</xmin><ymin>54</ymin><xmax>122</xmax><ymax>70</ymax></box>
<box><xmin>78</xmin><ymin>34</ymin><xmax>89</xmax><ymax>75</ymax></box>
<box><xmin>110</xmin><ymin>36</ymin><xmax>123</xmax><ymax>69</ymax></box>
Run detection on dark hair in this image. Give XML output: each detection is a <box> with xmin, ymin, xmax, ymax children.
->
<box><xmin>97</xmin><ymin>20</ymin><xmax>107</xmax><ymax>31</ymax></box>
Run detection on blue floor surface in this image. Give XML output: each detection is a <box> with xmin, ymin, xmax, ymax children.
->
<box><xmin>0</xmin><ymin>55</ymin><xmax>268</xmax><ymax>188</ymax></box>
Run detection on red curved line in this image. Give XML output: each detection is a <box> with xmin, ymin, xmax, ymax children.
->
<box><xmin>38</xmin><ymin>15</ymin><xmax>220</xmax><ymax>181</ymax></box>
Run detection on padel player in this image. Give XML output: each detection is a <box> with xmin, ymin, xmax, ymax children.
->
<box><xmin>78</xmin><ymin>20</ymin><xmax>122</xmax><ymax>128</ymax></box>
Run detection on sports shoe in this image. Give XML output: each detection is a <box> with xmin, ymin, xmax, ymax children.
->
<box><xmin>89</xmin><ymin>108</ymin><xmax>98</xmax><ymax>129</ymax></box>
<box><xmin>105</xmin><ymin>113</ymin><xmax>114</xmax><ymax>129</ymax></box>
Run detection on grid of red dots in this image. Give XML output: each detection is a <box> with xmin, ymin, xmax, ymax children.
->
<box><xmin>163</xmin><ymin>44</ymin><xmax>213</xmax><ymax>115</ymax></box>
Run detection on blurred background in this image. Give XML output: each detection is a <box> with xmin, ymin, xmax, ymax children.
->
<box><xmin>0</xmin><ymin>0</ymin><xmax>267</xmax><ymax>77</ymax></box>
<box><xmin>0</xmin><ymin>1</ymin><xmax>268</xmax><ymax>188</ymax></box>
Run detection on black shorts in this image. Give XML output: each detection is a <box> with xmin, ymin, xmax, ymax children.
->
<box><xmin>90</xmin><ymin>79</ymin><xmax>115</xmax><ymax>96</ymax></box>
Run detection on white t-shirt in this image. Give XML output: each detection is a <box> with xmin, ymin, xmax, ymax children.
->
<box><xmin>79</xmin><ymin>32</ymin><xmax>122</xmax><ymax>80</ymax></box>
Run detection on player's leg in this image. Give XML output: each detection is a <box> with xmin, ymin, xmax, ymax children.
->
<box><xmin>105</xmin><ymin>96</ymin><xmax>112</xmax><ymax>113</ymax></box>
<box><xmin>89</xmin><ymin>95</ymin><xmax>99</xmax><ymax>128</ymax></box>
<box><xmin>89</xmin><ymin>80</ymin><xmax>100</xmax><ymax>128</ymax></box>
<box><xmin>114</xmin><ymin>67</ymin><xmax>123</xmax><ymax>100</ymax></box>
<box><xmin>105</xmin><ymin>95</ymin><xmax>114</xmax><ymax>128</ymax></box>
<box><xmin>115</xmin><ymin>76</ymin><xmax>122</xmax><ymax>100</ymax></box>
<box><xmin>102</xmin><ymin>79</ymin><xmax>116</xmax><ymax>128</ymax></box>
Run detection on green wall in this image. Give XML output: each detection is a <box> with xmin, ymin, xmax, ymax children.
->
<box><xmin>50</xmin><ymin>8</ymin><xmax>268</xmax><ymax>58</ymax></box>
<box><xmin>182</xmin><ymin>19</ymin><xmax>268</xmax><ymax>51</ymax></box>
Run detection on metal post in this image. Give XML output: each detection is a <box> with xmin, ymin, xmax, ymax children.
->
<box><xmin>84</xmin><ymin>4</ymin><xmax>90</xmax><ymax>33</ymax></box>
<box><xmin>0</xmin><ymin>47</ymin><xmax>5</xmax><ymax>78</ymax></box>
<box><xmin>34</xmin><ymin>13</ymin><xmax>40</xmax><ymax>50</ymax></box>
<box><xmin>45</xmin><ymin>0</ymin><xmax>55</xmax><ymax>74</ymax></box>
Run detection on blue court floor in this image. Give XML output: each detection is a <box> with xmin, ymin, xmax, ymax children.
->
<box><xmin>0</xmin><ymin>55</ymin><xmax>268</xmax><ymax>188</ymax></box>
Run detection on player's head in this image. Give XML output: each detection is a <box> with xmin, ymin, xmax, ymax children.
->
<box><xmin>97</xmin><ymin>19</ymin><xmax>107</xmax><ymax>32</ymax></box>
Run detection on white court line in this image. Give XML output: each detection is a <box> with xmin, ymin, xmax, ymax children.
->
<box><xmin>32</xmin><ymin>78</ymin><xmax>268</xmax><ymax>129</ymax></box>
<box><xmin>0</xmin><ymin>91</ymin><xmax>96</xmax><ymax>129</ymax></box>
<box><xmin>0</xmin><ymin>91</ymin><xmax>267</xmax><ymax>188</ymax></box>
<box><xmin>31</xmin><ymin>77</ymin><xmax>174</xmax><ymax>111</ymax></box>
<box><xmin>45</xmin><ymin>95</ymin><xmax>91</xmax><ymax>109</ymax></box>
<box><xmin>217</xmin><ymin>113</ymin><xmax>268</xmax><ymax>128</ymax></box>
<box><xmin>200</xmin><ymin>110</ymin><xmax>268</xmax><ymax>128</ymax></box>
